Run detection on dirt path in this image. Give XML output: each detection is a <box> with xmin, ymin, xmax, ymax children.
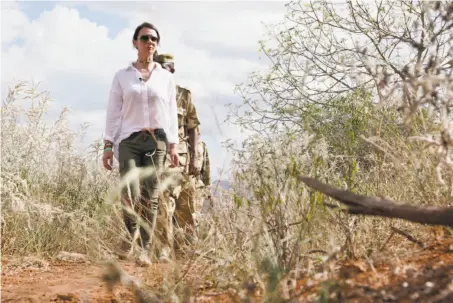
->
<box><xmin>1</xmin><ymin>255</ymin><xmax>238</xmax><ymax>303</ymax></box>
<box><xmin>2</xmin><ymin>259</ymin><xmax>151</xmax><ymax>302</ymax></box>
<box><xmin>3</xmin><ymin>237</ymin><xmax>453</xmax><ymax>302</ymax></box>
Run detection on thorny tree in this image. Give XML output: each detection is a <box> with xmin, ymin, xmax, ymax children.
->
<box><xmin>228</xmin><ymin>0</ymin><xmax>453</xmax><ymax>180</ymax></box>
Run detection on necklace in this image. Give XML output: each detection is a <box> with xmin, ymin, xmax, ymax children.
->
<box><xmin>137</xmin><ymin>58</ymin><xmax>152</xmax><ymax>64</ymax></box>
<box><xmin>133</xmin><ymin>60</ymin><xmax>155</xmax><ymax>73</ymax></box>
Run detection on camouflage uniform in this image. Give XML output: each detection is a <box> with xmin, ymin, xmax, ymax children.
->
<box><xmin>171</xmin><ymin>132</ymin><xmax>213</xmax><ymax>245</ymax></box>
<box><xmin>155</xmin><ymin>53</ymin><xmax>212</xmax><ymax>248</ymax></box>
<box><xmin>193</xmin><ymin>140</ymin><xmax>213</xmax><ymax>221</ymax></box>
<box><xmin>161</xmin><ymin>85</ymin><xmax>203</xmax><ymax>248</ymax></box>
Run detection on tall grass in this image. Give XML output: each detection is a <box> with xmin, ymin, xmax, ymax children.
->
<box><xmin>1</xmin><ymin>81</ymin><xmax>122</xmax><ymax>258</ymax></box>
<box><xmin>2</xmin><ymin>81</ymin><xmax>451</xmax><ymax>302</ymax></box>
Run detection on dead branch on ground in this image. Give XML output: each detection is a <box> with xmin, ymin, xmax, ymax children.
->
<box><xmin>299</xmin><ymin>176</ymin><xmax>453</xmax><ymax>228</ymax></box>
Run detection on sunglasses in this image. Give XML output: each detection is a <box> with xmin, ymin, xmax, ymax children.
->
<box><xmin>139</xmin><ymin>35</ymin><xmax>158</xmax><ymax>43</ymax></box>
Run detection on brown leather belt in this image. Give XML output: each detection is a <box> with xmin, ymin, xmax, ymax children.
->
<box><xmin>140</xmin><ymin>127</ymin><xmax>158</xmax><ymax>133</ymax></box>
<box><xmin>139</xmin><ymin>128</ymin><xmax>164</xmax><ymax>143</ymax></box>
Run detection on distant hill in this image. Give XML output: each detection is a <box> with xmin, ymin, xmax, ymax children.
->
<box><xmin>211</xmin><ymin>180</ymin><xmax>231</xmax><ymax>190</ymax></box>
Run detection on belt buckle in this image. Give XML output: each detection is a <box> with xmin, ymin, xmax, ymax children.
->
<box><xmin>141</xmin><ymin>128</ymin><xmax>158</xmax><ymax>143</ymax></box>
<box><xmin>141</xmin><ymin>128</ymin><xmax>154</xmax><ymax>133</ymax></box>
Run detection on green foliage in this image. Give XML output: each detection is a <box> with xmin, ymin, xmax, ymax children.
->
<box><xmin>258</xmin><ymin>257</ymin><xmax>283</xmax><ymax>294</ymax></box>
<box><xmin>228</xmin><ymin>81</ymin><xmax>450</xmax><ymax>269</ymax></box>
<box><xmin>219</xmin><ymin>1</ymin><xmax>451</xmax><ymax>298</ymax></box>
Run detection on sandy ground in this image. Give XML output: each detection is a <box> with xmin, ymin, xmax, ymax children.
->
<box><xmin>2</xmin><ymin>258</ymin><xmax>143</xmax><ymax>302</ymax></box>
<box><xmin>1</xmin><ymin>253</ymin><xmax>241</xmax><ymax>303</ymax></box>
<box><xmin>2</xmin><ymin>237</ymin><xmax>453</xmax><ymax>302</ymax></box>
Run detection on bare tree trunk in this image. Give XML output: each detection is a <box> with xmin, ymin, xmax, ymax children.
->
<box><xmin>299</xmin><ymin>176</ymin><xmax>453</xmax><ymax>228</ymax></box>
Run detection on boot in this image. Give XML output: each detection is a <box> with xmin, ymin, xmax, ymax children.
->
<box><xmin>136</xmin><ymin>246</ymin><xmax>152</xmax><ymax>267</ymax></box>
<box><xmin>116</xmin><ymin>210</ymin><xmax>135</xmax><ymax>260</ymax></box>
<box><xmin>135</xmin><ymin>208</ymin><xmax>158</xmax><ymax>267</ymax></box>
<box><xmin>136</xmin><ymin>229</ymin><xmax>152</xmax><ymax>267</ymax></box>
<box><xmin>158</xmin><ymin>245</ymin><xmax>171</xmax><ymax>263</ymax></box>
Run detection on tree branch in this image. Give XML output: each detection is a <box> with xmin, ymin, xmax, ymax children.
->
<box><xmin>299</xmin><ymin>175</ymin><xmax>453</xmax><ymax>228</ymax></box>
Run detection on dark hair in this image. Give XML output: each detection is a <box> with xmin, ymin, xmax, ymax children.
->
<box><xmin>133</xmin><ymin>22</ymin><xmax>160</xmax><ymax>44</ymax></box>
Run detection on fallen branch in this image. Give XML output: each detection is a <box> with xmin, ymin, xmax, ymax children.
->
<box><xmin>298</xmin><ymin>176</ymin><xmax>453</xmax><ymax>228</ymax></box>
<box><xmin>391</xmin><ymin>226</ymin><xmax>425</xmax><ymax>248</ymax></box>
<box><xmin>379</xmin><ymin>229</ymin><xmax>396</xmax><ymax>252</ymax></box>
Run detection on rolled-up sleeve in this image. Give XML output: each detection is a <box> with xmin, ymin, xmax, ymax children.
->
<box><xmin>104</xmin><ymin>72</ymin><xmax>123</xmax><ymax>142</ymax></box>
<box><xmin>167</xmin><ymin>75</ymin><xmax>179</xmax><ymax>144</ymax></box>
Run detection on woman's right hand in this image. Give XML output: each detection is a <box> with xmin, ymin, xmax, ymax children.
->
<box><xmin>103</xmin><ymin>150</ymin><xmax>114</xmax><ymax>170</ymax></box>
<box><xmin>168</xmin><ymin>144</ymin><xmax>179</xmax><ymax>168</ymax></box>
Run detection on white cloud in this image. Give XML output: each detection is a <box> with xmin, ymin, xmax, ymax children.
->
<box><xmin>1</xmin><ymin>1</ymin><xmax>287</xmax><ymax>181</ymax></box>
<box><xmin>1</xmin><ymin>1</ymin><xmax>29</xmax><ymax>44</ymax></box>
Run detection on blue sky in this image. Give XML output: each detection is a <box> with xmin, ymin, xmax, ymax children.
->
<box><xmin>16</xmin><ymin>1</ymin><xmax>129</xmax><ymax>38</ymax></box>
<box><xmin>2</xmin><ymin>0</ymin><xmax>288</xmax><ymax>181</ymax></box>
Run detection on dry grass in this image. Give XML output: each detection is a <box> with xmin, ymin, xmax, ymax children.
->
<box><xmin>1</xmin><ymin>77</ymin><xmax>452</xmax><ymax>302</ymax></box>
<box><xmin>2</xmin><ymin>2</ymin><xmax>452</xmax><ymax>299</ymax></box>
<box><xmin>1</xmin><ymin>81</ymin><xmax>122</xmax><ymax>259</ymax></box>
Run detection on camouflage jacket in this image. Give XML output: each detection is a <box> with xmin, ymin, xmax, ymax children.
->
<box><xmin>176</xmin><ymin>85</ymin><xmax>200</xmax><ymax>154</ymax></box>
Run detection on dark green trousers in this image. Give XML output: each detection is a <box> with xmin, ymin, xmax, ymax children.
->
<box><xmin>118</xmin><ymin>129</ymin><xmax>167</xmax><ymax>249</ymax></box>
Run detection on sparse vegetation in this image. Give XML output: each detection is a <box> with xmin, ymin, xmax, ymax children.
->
<box><xmin>2</xmin><ymin>0</ymin><xmax>453</xmax><ymax>302</ymax></box>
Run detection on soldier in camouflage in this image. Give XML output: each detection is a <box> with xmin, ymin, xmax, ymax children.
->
<box><xmin>155</xmin><ymin>53</ymin><xmax>211</xmax><ymax>250</ymax></box>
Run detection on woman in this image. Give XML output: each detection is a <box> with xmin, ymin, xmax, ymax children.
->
<box><xmin>102</xmin><ymin>22</ymin><xmax>179</xmax><ymax>266</ymax></box>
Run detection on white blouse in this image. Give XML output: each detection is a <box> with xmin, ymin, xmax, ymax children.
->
<box><xmin>104</xmin><ymin>62</ymin><xmax>178</xmax><ymax>160</ymax></box>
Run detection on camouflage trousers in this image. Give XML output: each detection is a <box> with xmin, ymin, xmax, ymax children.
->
<box><xmin>117</xmin><ymin>129</ymin><xmax>171</xmax><ymax>257</ymax></box>
<box><xmin>161</xmin><ymin>153</ymin><xmax>207</xmax><ymax>248</ymax></box>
